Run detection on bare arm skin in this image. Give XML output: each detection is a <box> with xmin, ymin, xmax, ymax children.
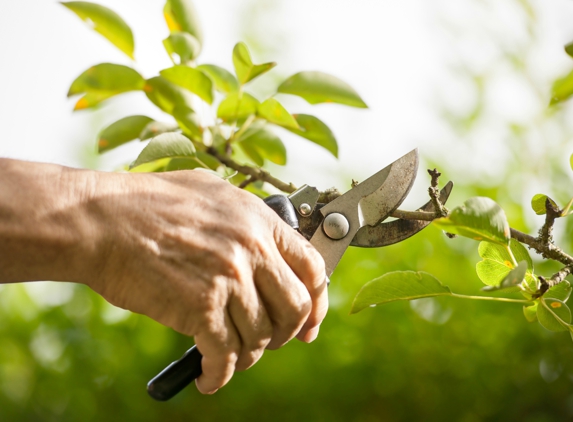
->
<box><xmin>0</xmin><ymin>159</ymin><xmax>328</xmax><ymax>394</ymax></box>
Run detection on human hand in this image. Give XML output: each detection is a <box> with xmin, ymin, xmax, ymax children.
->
<box><xmin>85</xmin><ymin>169</ymin><xmax>328</xmax><ymax>394</ymax></box>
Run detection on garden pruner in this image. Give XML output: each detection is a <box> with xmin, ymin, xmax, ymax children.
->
<box><xmin>147</xmin><ymin>148</ymin><xmax>453</xmax><ymax>401</ymax></box>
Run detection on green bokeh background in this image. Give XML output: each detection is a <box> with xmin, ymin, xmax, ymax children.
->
<box><xmin>1</xmin><ymin>0</ymin><xmax>573</xmax><ymax>421</ymax></box>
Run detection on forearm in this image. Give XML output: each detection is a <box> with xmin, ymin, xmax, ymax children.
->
<box><xmin>0</xmin><ymin>159</ymin><xmax>101</xmax><ymax>284</ymax></box>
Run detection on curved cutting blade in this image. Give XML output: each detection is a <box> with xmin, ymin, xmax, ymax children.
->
<box><xmin>309</xmin><ymin>149</ymin><xmax>419</xmax><ymax>275</ymax></box>
<box><xmin>350</xmin><ymin>181</ymin><xmax>453</xmax><ymax>247</ymax></box>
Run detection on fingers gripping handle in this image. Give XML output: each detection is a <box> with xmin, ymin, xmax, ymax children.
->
<box><xmin>146</xmin><ymin>195</ymin><xmax>299</xmax><ymax>401</ymax></box>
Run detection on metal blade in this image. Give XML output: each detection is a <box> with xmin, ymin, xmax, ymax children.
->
<box><xmin>350</xmin><ymin>181</ymin><xmax>453</xmax><ymax>247</ymax></box>
<box><xmin>309</xmin><ymin>149</ymin><xmax>419</xmax><ymax>275</ymax></box>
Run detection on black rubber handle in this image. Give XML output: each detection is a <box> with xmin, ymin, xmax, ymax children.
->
<box><xmin>147</xmin><ymin>195</ymin><xmax>299</xmax><ymax>401</ymax></box>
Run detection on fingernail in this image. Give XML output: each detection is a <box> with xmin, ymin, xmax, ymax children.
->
<box><xmin>305</xmin><ymin>326</ymin><xmax>320</xmax><ymax>343</ymax></box>
<box><xmin>325</xmin><ymin>275</ymin><xmax>330</xmax><ymax>287</ymax></box>
<box><xmin>206</xmin><ymin>388</ymin><xmax>219</xmax><ymax>395</ymax></box>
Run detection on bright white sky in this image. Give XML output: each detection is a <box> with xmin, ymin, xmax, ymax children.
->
<box><xmin>1</xmin><ymin>0</ymin><xmax>573</xmax><ymax>198</ymax></box>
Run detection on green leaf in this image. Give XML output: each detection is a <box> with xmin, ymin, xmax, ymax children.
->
<box><xmin>538</xmin><ymin>299</ymin><xmax>572</xmax><ymax>332</ymax></box>
<box><xmin>163</xmin><ymin>32</ymin><xmax>201</xmax><ymax>63</ymax></box>
<box><xmin>433</xmin><ymin>197</ymin><xmax>511</xmax><ymax>245</ymax></box>
<box><xmin>139</xmin><ymin>121</ymin><xmax>179</xmax><ymax>141</ymax></box>
<box><xmin>257</xmin><ymin>98</ymin><xmax>299</xmax><ymax>130</ymax></box>
<box><xmin>172</xmin><ymin>105</ymin><xmax>202</xmax><ymax>140</ymax></box>
<box><xmin>523</xmin><ymin>303</ymin><xmax>538</xmax><ymax>323</ymax></box>
<box><xmin>350</xmin><ymin>271</ymin><xmax>452</xmax><ymax>314</ymax></box>
<box><xmin>61</xmin><ymin>1</ymin><xmax>135</xmax><ymax>59</ymax></box>
<box><xmin>475</xmin><ymin>240</ymin><xmax>534</xmax><ymax>287</ymax></box>
<box><xmin>197</xmin><ymin>64</ymin><xmax>239</xmax><ymax>94</ymax></box>
<box><xmin>232</xmin><ymin>42</ymin><xmax>276</xmax><ymax>85</ymax></box>
<box><xmin>562</xmin><ymin>197</ymin><xmax>573</xmax><ymax>217</ymax></box>
<box><xmin>160</xmin><ymin>65</ymin><xmax>214</xmax><ymax>104</ymax></box>
<box><xmin>286</xmin><ymin>114</ymin><xmax>338</xmax><ymax>158</ymax></box>
<box><xmin>531</xmin><ymin>194</ymin><xmax>558</xmax><ymax>215</ymax></box>
<box><xmin>545</xmin><ymin>281</ymin><xmax>572</xmax><ymax>302</ymax></box>
<box><xmin>128</xmin><ymin>158</ymin><xmax>170</xmax><ymax>173</ymax></box>
<box><xmin>68</xmin><ymin>63</ymin><xmax>145</xmax><ymax>109</ymax></box>
<box><xmin>566</xmin><ymin>41</ymin><xmax>573</xmax><ymax>59</ymax></box>
<box><xmin>97</xmin><ymin>115</ymin><xmax>153</xmax><ymax>153</ymax></box>
<box><xmin>217</xmin><ymin>92</ymin><xmax>260</xmax><ymax>122</ymax></box>
<box><xmin>277</xmin><ymin>71</ymin><xmax>367</xmax><ymax>108</ymax></box>
<box><xmin>164</xmin><ymin>0</ymin><xmax>203</xmax><ymax>46</ymax></box>
<box><xmin>143</xmin><ymin>76</ymin><xmax>195</xmax><ymax>114</ymax></box>
<box><xmin>237</xmin><ymin>122</ymin><xmax>287</xmax><ymax>166</ymax></box>
<box><xmin>165</xmin><ymin>152</ymin><xmax>220</xmax><ymax>172</ymax></box>
<box><xmin>570</xmin><ymin>153</ymin><xmax>573</xmax><ymax>171</ymax></box>
<box><xmin>551</xmin><ymin>70</ymin><xmax>573</xmax><ymax>105</ymax></box>
<box><xmin>131</xmin><ymin>133</ymin><xmax>196</xmax><ymax>169</ymax></box>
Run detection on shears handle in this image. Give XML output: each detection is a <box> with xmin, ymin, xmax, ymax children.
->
<box><xmin>147</xmin><ymin>195</ymin><xmax>299</xmax><ymax>401</ymax></box>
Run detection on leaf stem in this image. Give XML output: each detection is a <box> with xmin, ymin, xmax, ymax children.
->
<box><xmin>450</xmin><ymin>293</ymin><xmax>532</xmax><ymax>304</ymax></box>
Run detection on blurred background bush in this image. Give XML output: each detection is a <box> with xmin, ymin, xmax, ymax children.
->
<box><xmin>1</xmin><ymin>0</ymin><xmax>573</xmax><ymax>420</ymax></box>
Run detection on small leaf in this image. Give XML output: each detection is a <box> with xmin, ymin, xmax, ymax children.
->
<box><xmin>232</xmin><ymin>42</ymin><xmax>276</xmax><ymax>85</ymax></box>
<box><xmin>538</xmin><ymin>299</ymin><xmax>571</xmax><ymax>332</ymax></box>
<box><xmin>287</xmin><ymin>114</ymin><xmax>338</xmax><ymax>158</ymax></box>
<box><xmin>523</xmin><ymin>303</ymin><xmax>538</xmax><ymax>323</ymax></box>
<box><xmin>197</xmin><ymin>64</ymin><xmax>239</xmax><ymax>93</ymax></box>
<box><xmin>143</xmin><ymin>76</ymin><xmax>195</xmax><ymax>114</ymax></box>
<box><xmin>164</xmin><ymin>0</ymin><xmax>203</xmax><ymax>46</ymax></box>
<box><xmin>561</xmin><ymin>197</ymin><xmax>573</xmax><ymax>217</ymax></box>
<box><xmin>166</xmin><ymin>152</ymin><xmax>220</xmax><ymax>172</ymax></box>
<box><xmin>433</xmin><ymin>197</ymin><xmax>511</xmax><ymax>245</ymax></box>
<box><xmin>531</xmin><ymin>194</ymin><xmax>558</xmax><ymax>215</ymax></box>
<box><xmin>128</xmin><ymin>158</ymin><xmax>170</xmax><ymax>173</ymax></box>
<box><xmin>61</xmin><ymin>1</ymin><xmax>135</xmax><ymax>59</ymax></box>
<box><xmin>160</xmin><ymin>65</ymin><xmax>214</xmax><ymax>104</ymax></box>
<box><xmin>476</xmin><ymin>240</ymin><xmax>534</xmax><ymax>287</ymax></box>
<box><xmin>131</xmin><ymin>133</ymin><xmax>196</xmax><ymax>168</ymax></box>
<box><xmin>139</xmin><ymin>121</ymin><xmax>179</xmax><ymax>141</ymax></box>
<box><xmin>566</xmin><ymin>41</ymin><xmax>573</xmax><ymax>59</ymax></box>
<box><xmin>68</xmin><ymin>63</ymin><xmax>145</xmax><ymax>108</ymax></box>
<box><xmin>350</xmin><ymin>271</ymin><xmax>452</xmax><ymax>314</ymax></box>
<box><xmin>172</xmin><ymin>105</ymin><xmax>202</xmax><ymax>140</ymax></box>
<box><xmin>98</xmin><ymin>115</ymin><xmax>153</xmax><ymax>153</ymax></box>
<box><xmin>237</xmin><ymin>122</ymin><xmax>287</xmax><ymax>166</ymax></box>
<box><xmin>163</xmin><ymin>31</ymin><xmax>201</xmax><ymax>63</ymax></box>
<box><xmin>545</xmin><ymin>281</ymin><xmax>572</xmax><ymax>302</ymax></box>
<box><xmin>277</xmin><ymin>71</ymin><xmax>367</xmax><ymax>108</ymax></box>
<box><xmin>551</xmin><ymin>70</ymin><xmax>573</xmax><ymax>105</ymax></box>
<box><xmin>217</xmin><ymin>92</ymin><xmax>260</xmax><ymax>122</ymax></box>
<box><xmin>257</xmin><ymin>98</ymin><xmax>299</xmax><ymax>130</ymax></box>
<box><xmin>570</xmin><ymin>153</ymin><xmax>573</xmax><ymax>171</ymax></box>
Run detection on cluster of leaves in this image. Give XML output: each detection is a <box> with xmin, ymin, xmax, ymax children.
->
<box><xmin>62</xmin><ymin>0</ymin><xmax>367</xmax><ymax>194</ymax></box>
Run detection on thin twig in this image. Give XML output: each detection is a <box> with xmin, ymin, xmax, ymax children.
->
<box><xmin>238</xmin><ymin>176</ymin><xmax>256</xmax><ymax>189</ymax></box>
<box><xmin>427</xmin><ymin>169</ymin><xmax>449</xmax><ymax>218</ymax></box>
<box><xmin>510</xmin><ymin>228</ymin><xmax>573</xmax><ymax>266</ymax></box>
<box><xmin>538</xmin><ymin>197</ymin><xmax>561</xmax><ymax>246</ymax></box>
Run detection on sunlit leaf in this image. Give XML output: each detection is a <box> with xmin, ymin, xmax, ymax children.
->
<box><xmin>68</xmin><ymin>63</ymin><xmax>145</xmax><ymax>109</ymax></box>
<box><xmin>217</xmin><ymin>92</ymin><xmax>259</xmax><ymax>122</ymax></box>
<box><xmin>97</xmin><ymin>115</ymin><xmax>153</xmax><ymax>153</ymax></box>
<box><xmin>166</xmin><ymin>152</ymin><xmax>220</xmax><ymax>171</ymax></box>
<box><xmin>232</xmin><ymin>42</ymin><xmax>276</xmax><ymax>85</ymax></box>
<box><xmin>172</xmin><ymin>105</ymin><xmax>202</xmax><ymax>140</ymax></box>
<box><xmin>286</xmin><ymin>114</ymin><xmax>338</xmax><ymax>158</ymax></box>
<box><xmin>537</xmin><ymin>299</ymin><xmax>571</xmax><ymax>332</ymax></box>
<box><xmin>131</xmin><ymin>133</ymin><xmax>196</xmax><ymax>168</ymax></box>
<box><xmin>237</xmin><ymin>122</ymin><xmax>286</xmax><ymax>166</ymax></box>
<box><xmin>139</xmin><ymin>121</ymin><xmax>179</xmax><ymax>141</ymax></box>
<box><xmin>163</xmin><ymin>32</ymin><xmax>201</xmax><ymax>63</ymax></box>
<box><xmin>570</xmin><ymin>153</ymin><xmax>573</xmax><ymax>171</ymax></box>
<box><xmin>160</xmin><ymin>65</ymin><xmax>213</xmax><ymax>104</ymax></box>
<box><xmin>475</xmin><ymin>240</ymin><xmax>534</xmax><ymax>287</ymax></box>
<box><xmin>523</xmin><ymin>303</ymin><xmax>538</xmax><ymax>323</ymax></box>
<box><xmin>350</xmin><ymin>271</ymin><xmax>452</xmax><ymax>314</ymax></box>
<box><xmin>531</xmin><ymin>194</ymin><xmax>558</xmax><ymax>215</ymax></box>
<box><xmin>164</xmin><ymin>0</ymin><xmax>203</xmax><ymax>46</ymax></box>
<box><xmin>61</xmin><ymin>1</ymin><xmax>135</xmax><ymax>59</ymax></box>
<box><xmin>545</xmin><ymin>281</ymin><xmax>572</xmax><ymax>302</ymax></box>
<box><xmin>561</xmin><ymin>197</ymin><xmax>573</xmax><ymax>217</ymax></box>
<box><xmin>433</xmin><ymin>197</ymin><xmax>511</xmax><ymax>245</ymax></box>
<box><xmin>128</xmin><ymin>157</ymin><xmax>170</xmax><ymax>173</ymax></box>
<box><xmin>197</xmin><ymin>64</ymin><xmax>239</xmax><ymax>93</ymax></box>
<box><xmin>143</xmin><ymin>76</ymin><xmax>195</xmax><ymax>114</ymax></box>
<box><xmin>257</xmin><ymin>98</ymin><xmax>299</xmax><ymax>130</ymax></box>
<box><xmin>277</xmin><ymin>71</ymin><xmax>367</xmax><ymax>108</ymax></box>
<box><xmin>551</xmin><ymin>70</ymin><xmax>573</xmax><ymax>105</ymax></box>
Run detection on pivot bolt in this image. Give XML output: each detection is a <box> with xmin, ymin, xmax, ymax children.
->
<box><xmin>323</xmin><ymin>213</ymin><xmax>350</xmax><ymax>240</ymax></box>
<box><xmin>299</xmin><ymin>203</ymin><xmax>312</xmax><ymax>216</ymax></box>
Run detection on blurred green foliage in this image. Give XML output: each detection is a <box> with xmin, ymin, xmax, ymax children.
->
<box><xmin>1</xmin><ymin>0</ymin><xmax>573</xmax><ymax>421</ymax></box>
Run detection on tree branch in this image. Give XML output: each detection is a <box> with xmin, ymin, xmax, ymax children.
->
<box><xmin>427</xmin><ymin>169</ymin><xmax>449</xmax><ymax>218</ymax></box>
<box><xmin>537</xmin><ymin>197</ymin><xmax>561</xmax><ymax>246</ymax></box>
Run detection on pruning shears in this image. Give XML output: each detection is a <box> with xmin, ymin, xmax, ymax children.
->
<box><xmin>147</xmin><ymin>149</ymin><xmax>453</xmax><ymax>401</ymax></box>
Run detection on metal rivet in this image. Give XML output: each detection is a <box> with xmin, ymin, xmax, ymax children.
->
<box><xmin>323</xmin><ymin>213</ymin><xmax>350</xmax><ymax>240</ymax></box>
<box><xmin>299</xmin><ymin>203</ymin><xmax>312</xmax><ymax>216</ymax></box>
